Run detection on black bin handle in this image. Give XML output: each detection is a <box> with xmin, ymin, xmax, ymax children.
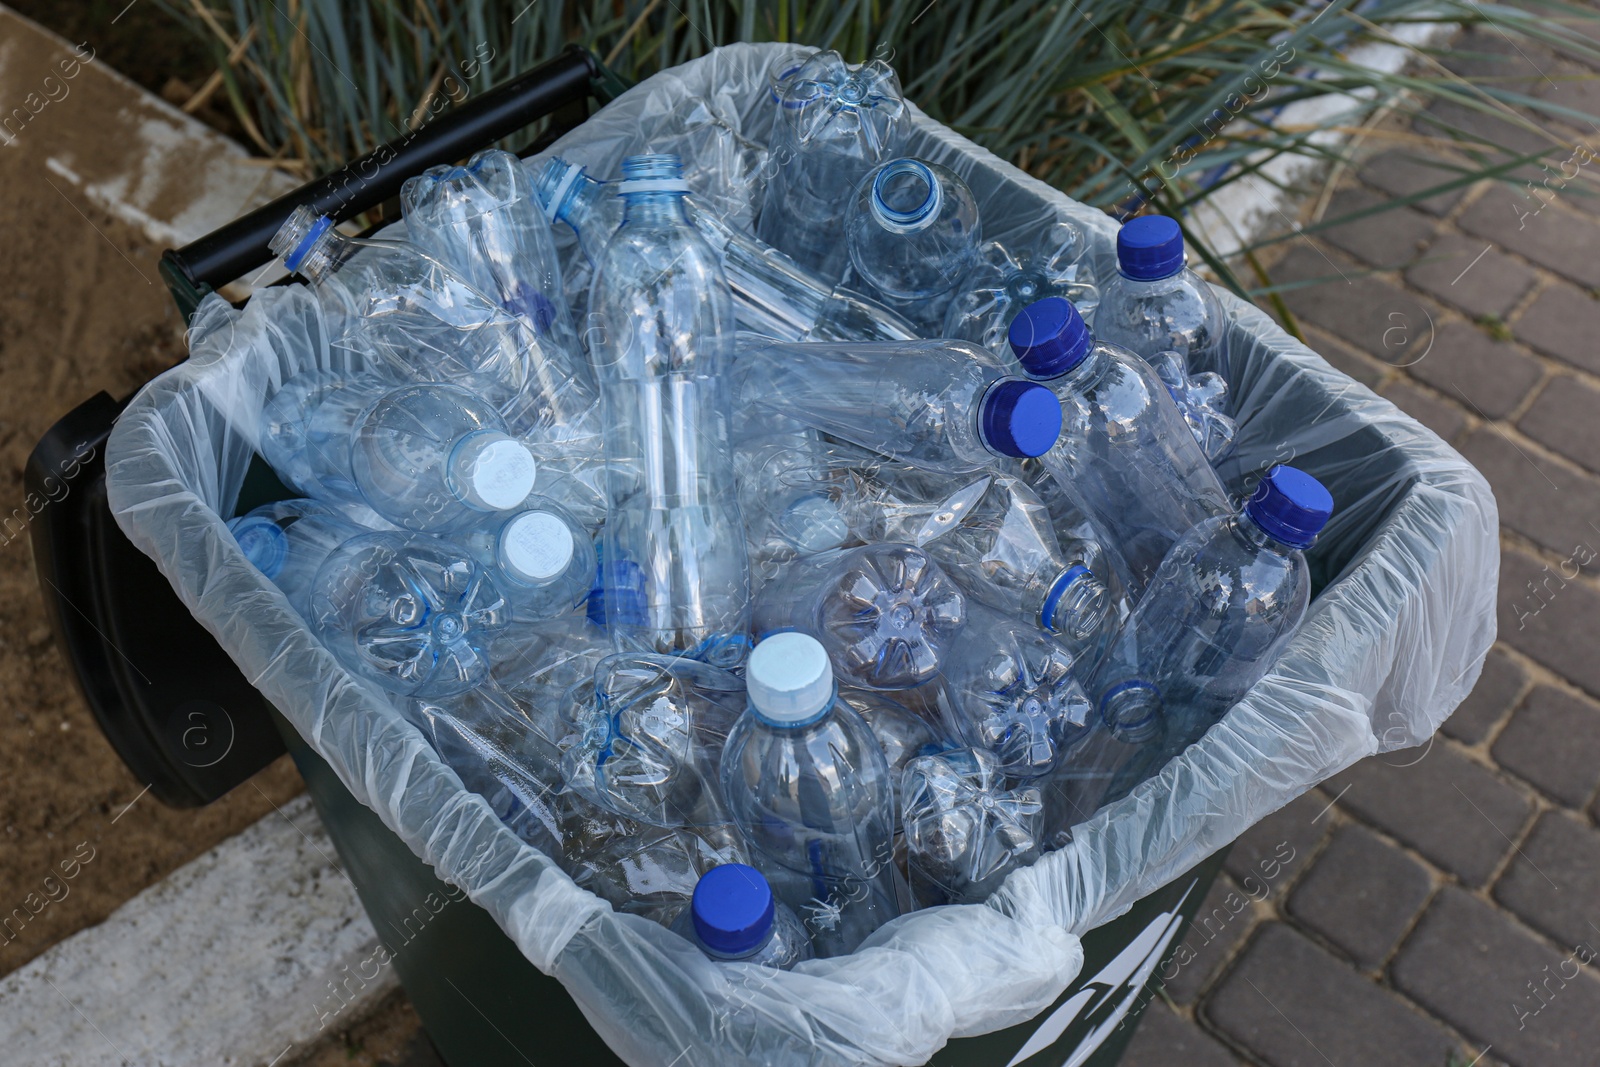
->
<box><xmin>160</xmin><ymin>46</ymin><xmax>620</xmax><ymax>317</ymax></box>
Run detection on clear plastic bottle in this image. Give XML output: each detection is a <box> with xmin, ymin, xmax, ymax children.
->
<box><xmin>586</xmin><ymin>154</ymin><xmax>750</xmax><ymax>660</ymax></box>
<box><xmin>1085</xmin><ymin>466</ymin><xmax>1332</xmax><ymax>804</ymax></box>
<box><xmin>455</xmin><ymin>497</ymin><xmax>595</xmax><ymax>622</ymax></box>
<box><xmin>489</xmin><ymin>615</ymin><xmax>615</xmax><ymax>713</ymax></box>
<box><xmin>560</xmin><ymin>652</ymin><xmax>746</xmax><ymax>830</ymax></box>
<box><xmin>268</xmin><ymin>206</ymin><xmax>528</xmax><ymax>409</ymax></box>
<box><xmin>758</xmin><ymin>50</ymin><xmax>906</xmax><ymax>280</ymax></box>
<box><xmin>400</xmin><ymin>149</ymin><xmax>598</xmax><ymax>440</ymax></box>
<box><xmin>932</xmin><ymin>599</ymin><xmax>1093</xmax><ymax>780</ymax></box>
<box><xmin>850</xmin><ymin>469</ymin><xmax>1117</xmax><ymax>654</ymax></box>
<box><xmin>306</xmin><ymin>531</ymin><xmax>510</xmax><ymax>698</ymax></box>
<box><xmin>1007</xmin><ymin>296</ymin><xmax>1231</xmax><ymax>598</ymax></box>
<box><xmin>753</xmin><ymin>543</ymin><xmax>966</xmax><ymax>692</ymax></box>
<box><xmin>839</xmin><ymin>688</ymin><xmax>944</xmax><ymax>809</ymax></box>
<box><xmin>350</xmin><ymin>383</ymin><xmax>539</xmax><ymax>532</ymax></box>
<box><xmin>734</xmin><ymin>431</ymin><xmax>859</xmax><ymax>578</ymax></box>
<box><xmin>720</xmin><ymin>632</ymin><xmax>902</xmax><ymax>958</ymax></box>
<box><xmin>901</xmin><ymin>747</ymin><xmax>1043</xmax><ymax>907</ymax></box>
<box><xmin>668</xmin><ymin>863</ymin><xmax>815</xmax><ymax>969</ymax></box>
<box><xmin>1144</xmin><ymin>348</ymin><xmax>1237</xmax><ymax>465</ymax></box>
<box><xmin>227</xmin><ymin>498</ymin><xmax>369</xmax><ymax>617</ymax></box>
<box><xmin>1095</xmin><ymin>214</ymin><xmax>1230</xmax><ymax>386</ymax></box>
<box><xmin>944</xmin><ymin>222</ymin><xmax>1100</xmax><ymax>355</ymax></box>
<box><xmin>845</xmin><ymin>158</ymin><xmax>980</xmax><ymax>333</ymax></box>
<box><xmin>534</xmin><ymin>157</ymin><xmax>917</xmax><ymax>344</ymax></box>
<box><xmin>646</xmin><ymin>97</ymin><xmax>769</xmax><ymax>235</ymax></box>
<box><xmin>258</xmin><ymin>371</ymin><xmax>386</xmax><ymax>504</ymax></box>
<box><xmin>735</xmin><ymin>340</ymin><xmax>1063</xmax><ymax>476</ymax></box>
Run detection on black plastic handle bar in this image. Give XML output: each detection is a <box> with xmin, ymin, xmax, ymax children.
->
<box><xmin>161</xmin><ymin>46</ymin><xmax>618</xmax><ymax>312</ymax></box>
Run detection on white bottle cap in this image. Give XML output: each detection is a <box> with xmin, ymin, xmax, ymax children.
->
<box><xmin>498</xmin><ymin>510</ymin><xmax>575</xmax><ymax>583</ymax></box>
<box><xmin>747</xmin><ymin>632</ymin><xmax>835</xmax><ymax>724</ymax></box>
<box><xmin>450</xmin><ymin>431</ymin><xmax>537</xmax><ymax>512</ymax></box>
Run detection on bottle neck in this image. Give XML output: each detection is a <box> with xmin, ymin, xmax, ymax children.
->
<box><xmin>1038</xmin><ymin>340</ymin><xmax>1111</xmax><ymax>391</ymax></box>
<box><xmin>621</xmin><ymin>191</ymin><xmax>691</xmax><ymax>226</ymax></box>
<box><xmin>1235</xmin><ymin>511</ymin><xmax>1302</xmax><ymax>556</ymax></box>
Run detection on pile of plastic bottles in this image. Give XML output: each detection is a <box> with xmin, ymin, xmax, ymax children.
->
<box><xmin>233</xmin><ymin>50</ymin><xmax>1333</xmax><ymax>968</ymax></box>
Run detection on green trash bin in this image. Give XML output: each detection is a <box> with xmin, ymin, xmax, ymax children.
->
<box><xmin>93</xmin><ymin>41</ymin><xmax>1496</xmax><ymax>1067</ymax></box>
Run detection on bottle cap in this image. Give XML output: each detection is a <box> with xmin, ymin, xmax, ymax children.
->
<box><xmin>229</xmin><ymin>516</ymin><xmax>288</xmax><ymax>580</ymax></box>
<box><xmin>1008</xmin><ymin>296</ymin><xmax>1092</xmax><ymax>378</ymax></box>
<box><xmin>449</xmin><ymin>431</ymin><xmax>537</xmax><ymax>512</ymax></box>
<box><xmin>980</xmin><ymin>379</ymin><xmax>1062</xmax><ymax>458</ymax></box>
<box><xmin>1117</xmin><ymin>215</ymin><xmax>1186</xmax><ymax>281</ymax></box>
<box><xmin>498</xmin><ymin>510</ymin><xmax>575</xmax><ymax>584</ymax></box>
<box><xmin>1244</xmin><ymin>465</ymin><xmax>1334</xmax><ymax>549</ymax></box>
<box><xmin>747</xmin><ymin>632</ymin><xmax>835</xmax><ymax>725</ymax></box>
<box><xmin>691</xmin><ymin>864</ymin><xmax>776</xmax><ymax>958</ymax></box>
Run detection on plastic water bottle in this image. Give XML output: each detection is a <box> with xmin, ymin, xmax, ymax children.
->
<box><xmin>258</xmin><ymin>371</ymin><xmax>386</xmax><ymax>503</ymax></box>
<box><xmin>1094</xmin><ymin>215</ymin><xmax>1229</xmax><ymax>380</ymax></box>
<box><xmin>944</xmin><ymin>222</ymin><xmax>1100</xmax><ymax>354</ymax></box>
<box><xmin>586</xmin><ymin>154</ymin><xmax>750</xmax><ymax>659</ymax></box>
<box><xmin>307</xmin><ymin>531</ymin><xmax>510</xmax><ymax>698</ymax></box>
<box><xmin>228</xmin><ymin>498</ymin><xmax>369</xmax><ymax>617</ymax></box>
<box><xmin>490</xmin><ymin>615</ymin><xmax>614</xmax><ymax>712</ymax></box>
<box><xmin>1145</xmin><ymin>348</ymin><xmax>1237</xmax><ymax>465</ymax></box>
<box><xmin>845</xmin><ymin>158</ymin><xmax>980</xmax><ymax>333</ymax></box>
<box><xmin>564</xmin><ymin>812</ymin><xmax>747</xmax><ymax>920</ymax></box>
<box><xmin>932</xmin><ymin>599</ymin><xmax>1093</xmax><ymax>780</ymax></box>
<box><xmin>758</xmin><ymin>50</ymin><xmax>906</xmax><ymax>280</ymax></box>
<box><xmin>646</xmin><ymin>97</ymin><xmax>769</xmax><ymax>235</ymax></box>
<box><xmin>735</xmin><ymin>340</ymin><xmax>1063</xmax><ymax>476</ymax></box>
<box><xmin>735</xmin><ymin>432</ymin><xmax>858</xmax><ymax>576</ymax></box>
<box><xmin>669</xmin><ymin>864</ymin><xmax>814</xmax><ymax>969</ymax></box>
<box><xmin>560</xmin><ymin>653</ymin><xmax>746</xmax><ymax>829</ymax></box>
<box><xmin>901</xmin><ymin>747</ymin><xmax>1043</xmax><ymax>907</ymax></box>
<box><xmin>839</xmin><ymin>688</ymin><xmax>943</xmax><ymax>809</ymax></box>
<box><xmin>752</xmin><ymin>543</ymin><xmax>966</xmax><ymax>692</ymax></box>
<box><xmin>268</xmin><ymin>206</ymin><xmax>528</xmax><ymax>409</ymax></box>
<box><xmin>1007</xmin><ymin>297</ymin><xmax>1231</xmax><ymax>598</ymax></box>
<box><xmin>535</xmin><ymin>158</ymin><xmax>916</xmax><ymax>344</ymax></box>
<box><xmin>720</xmin><ymin>632</ymin><xmax>902</xmax><ymax>958</ymax></box>
<box><xmin>1084</xmin><ymin>466</ymin><xmax>1332</xmax><ymax>803</ymax></box>
<box><xmin>455</xmin><ymin>497</ymin><xmax>595</xmax><ymax>622</ymax></box>
<box><xmin>351</xmin><ymin>383</ymin><xmax>539</xmax><ymax>532</ymax></box>
<box><xmin>400</xmin><ymin>149</ymin><xmax>598</xmax><ymax>436</ymax></box>
<box><xmin>850</xmin><ymin>469</ymin><xmax>1117</xmax><ymax>653</ymax></box>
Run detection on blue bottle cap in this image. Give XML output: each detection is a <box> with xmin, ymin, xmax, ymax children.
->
<box><xmin>1244</xmin><ymin>465</ymin><xmax>1334</xmax><ymax>549</ymax></box>
<box><xmin>1116</xmin><ymin>215</ymin><xmax>1185</xmax><ymax>281</ymax></box>
<box><xmin>1008</xmin><ymin>296</ymin><xmax>1092</xmax><ymax>378</ymax></box>
<box><xmin>691</xmin><ymin>864</ymin><xmax>776</xmax><ymax>958</ymax></box>
<box><xmin>229</xmin><ymin>516</ymin><xmax>288</xmax><ymax>580</ymax></box>
<box><xmin>980</xmin><ymin>379</ymin><xmax>1063</xmax><ymax>458</ymax></box>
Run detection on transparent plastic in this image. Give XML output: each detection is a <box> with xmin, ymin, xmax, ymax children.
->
<box><xmin>646</xmin><ymin>96</ymin><xmax>769</xmax><ymax>234</ymax></box>
<box><xmin>257</xmin><ymin>370</ymin><xmax>385</xmax><ymax>504</ymax></box>
<box><xmin>846</xmin><ymin>158</ymin><xmax>980</xmax><ymax>332</ymax></box>
<box><xmin>226</xmin><ymin>498</ymin><xmax>368</xmax><ymax>618</ymax></box>
<box><xmin>585</xmin><ymin>155</ymin><xmax>750</xmax><ymax>659</ymax></box>
<box><xmin>736</xmin><ymin>339</ymin><xmax>1061</xmax><ymax>475</ymax></box>
<box><xmin>840</xmin><ymin>688</ymin><xmax>944</xmax><ymax>809</ymax></box>
<box><xmin>932</xmin><ymin>599</ymin><xmax>1094</xmax><ymax>781</ymax></box>
<box><xmin>902</xmin><ymin>748</ymin><xmax>1043</xmax><ymax>907</ymax></box>
<box><xmin>945</xmin><ymin>223</ymin><xmax>1100</xmax><ymax>355</ymax></box>
<box><xmin>1095</xmin><ymin>258</ymin><xmax>1229</xmax><ymax>382</ymax></box>
<box><xmin>667</xmin><ymin>891</ymin><xmax>813</xmax><ymax>969</ymax></box>
<box><xmin>757</xmin><ymin>50</ymin><xmax>906</xmax><ymax>280</ymax></box>
<box><xmin>753</xmin><ymin>543</ymin><xmax>967</xmax><ymax>692</ymax></box>
<box><xmin>456</xmin><ymin>498</ymin><xmax>596</xmax><ymax>622</ymax></box>
<box><xmin>1020</xmin><ymin>330</ymin><xmax>1232</xmax><ymax>598</ymax></box>
<box><xmin>268</xmin><ymin>205</ymin><xmax>529</xmax><ymax>409</ymax></box>
<box><xmin>307</xmin><ymin>531</ymin><xmax>509</xmax><ymax>699</ymax></box>
<box><xmin>720</xmin><ymin>674</ymin><xmax>903</xmax><ymax>957</ymax></box>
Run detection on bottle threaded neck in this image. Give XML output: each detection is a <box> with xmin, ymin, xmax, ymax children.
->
<box><xmin>870</xmin><ymin>159</ymin><xmax>941</xmax><ymax>232</ymax></box>
<box><xmin>621</xmin><ymin>153</ymin><xmax>684</xmax><ymax>182</ymax></box>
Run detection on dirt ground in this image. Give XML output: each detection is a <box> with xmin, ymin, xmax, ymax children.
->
<box><xmin>0</xmin><ymin>70</ymin><xmax>304</xmax><ymax>982</ymax></box>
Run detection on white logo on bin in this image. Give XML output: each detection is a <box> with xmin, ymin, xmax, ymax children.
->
<box><xmin>1005</xmin><ymin>879</ymin><xmax>1198</xmax><ymax>1067</ymax></box>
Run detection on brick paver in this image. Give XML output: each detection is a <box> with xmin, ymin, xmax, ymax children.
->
<box><xmin>1124</xmin><ymin>21</ymin><xmax>1600</xmax><ymax>1063</ymax></box>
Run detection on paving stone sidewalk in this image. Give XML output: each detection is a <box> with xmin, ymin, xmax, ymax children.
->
<box><xmin>1119</xmin><ymin>22</ymin><xmax>1600</xmax><ymax>1067</ymax></box>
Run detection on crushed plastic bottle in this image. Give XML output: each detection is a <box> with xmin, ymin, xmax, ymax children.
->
<box><xmin>560</xmin><ymin>653</ymin><xmax>745</xmax><ymax>829</ymax></box>
<box><xmin>735</xmin><ymin>340</ymin><xmax>1063</xmax><ymax>476</ymax></box>
<box><xmin>720</xmin><ymin>632</ymin><xmax>903</xmax><ymax>957</ymax></box>
<box><xmin>945</xmin><ymin>221</ymin><xmax>1100</xmax><ymax>354</ymax></box>
<box><xmin>585</xmin><ymin>154</ymin><xmax>750</xmax><ymax>660</ymax></box>
<box><xmin>456</xmin><ymin>497</ymin><xmax>596</xmax><ymax>622</ymax></box>
<box><xmin>227</xmin><ymin>498</ymin><xmax>369</xmax><ymax>617</ymax></box>
<box><xmin>901</xmin><ymin>747</ymin><xmax>1043</xmax><ymax>907</ymax></box>
<box><xmin>758</xmin><ymin>50</ymin><xmax>906</xmax><ymax>280</ymax></box>
<box><xmin>268</xmin><ymin>206</ymin><xmax>529</xmax><ymax>409</ymax></box>
<box><xmin>753</xmin><ymin>543</ymin><xmax>967</xmax><ymax>692</ymax></box>
<box><xmin>845</xmin><ymin>157</ymin><xmax>980</xmax><ymax>333</ymax></box>
<box><xmin>668</xmin><ymin>863</ymin><xmax>815</xmax><ymax>969</ymax></box>
<box><xmin>307</xmin><ymin>531</ymin><xmax>509</xmax><ymax>698</ymax></box>
<box><xmin>1008</xmin><ymin>296</ymin><xmax>1231</xmax><ymax>598</ymax></box>
<box><xmin>932</xmin><ymin>599</ymin><xmax>1093</xmax><ymax>780</ymax></box>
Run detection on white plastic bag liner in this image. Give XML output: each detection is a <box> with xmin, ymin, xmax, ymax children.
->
<box><xmin>107</xmin><ymin>43</ymin><xmax>1497</xmax><ymax>1066</ymax></box>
